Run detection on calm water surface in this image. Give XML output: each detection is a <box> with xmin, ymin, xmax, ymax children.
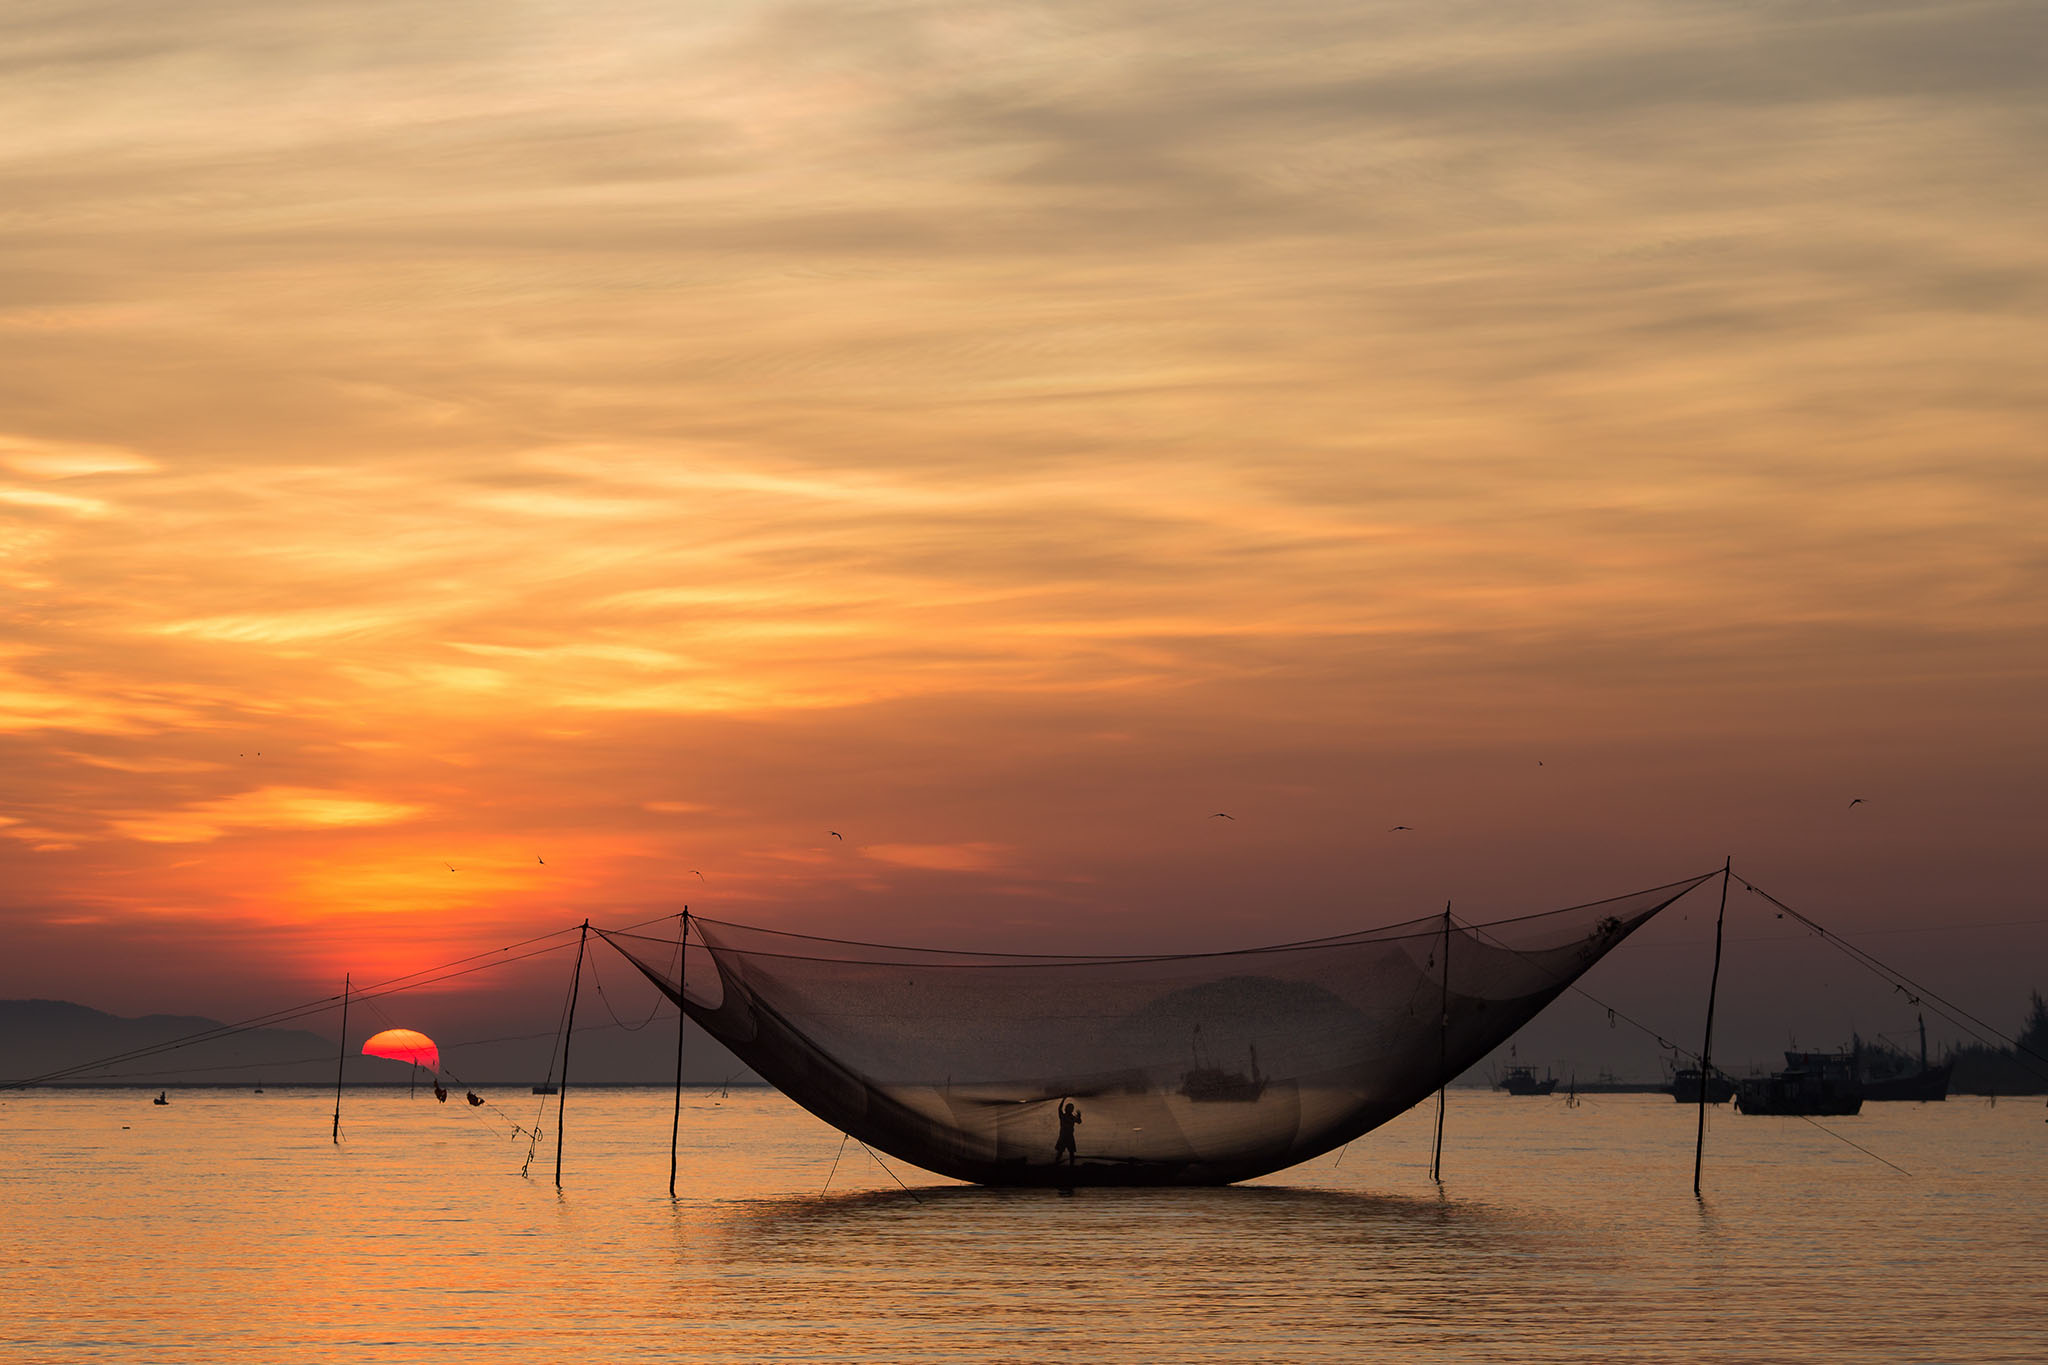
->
<box><xmin>2</xmin><ymin>1087</ymin><xmax>2042</xmax><ymax>1362</ymax></box>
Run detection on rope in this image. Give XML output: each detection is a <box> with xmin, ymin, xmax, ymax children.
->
<box><xmin>521</xmin><ymin>953</ymin><xmax>582</xmax><ymax>1180</ymax></box>
<box><xmin>3</xmin><ymin>934</ymin><xmax>586</xmax><ymax>1089</ymax></box>
<box><xmin>1460</xmin><ymin>916</ymin><xmax>1708</xmax><ymax>1066</ymax></box>
<box><xmin>354</xmin><ymin>995</ymin><xmax>529</xmax><ymax>1146</ymax></box>
<box><xmin>858</xmin><ymin>1140</ymin><xmax>924</xmax><ymax>1203</ymax></box>
<box><xmin>587</xmin><ymin>948</ymin><xmax>666</xmax><ymax>1033</ymax></box>
<box><xmin>606</xmin><ymin>873</ymin><xmax>1721</xmax><ymax>970</ymax></box>
<box><xmin>1794</xmin><ymin>1113</ymin><xmax>1912</xmax><ymax>1177</ymax></box>
<box><xmin>821</xmin><ymin>1132</ymin><xmax>849</xmax><ymax>1195</ymax></box>
<box><xmin>0</xmin><ymin>906</ymin><xmax>710</xmax><ymax>1091</ymax></box>
<box><xmin>1739</xmin><ymin>878</ymin><xmax>2048</xmax><ymax>1086</ymax></box>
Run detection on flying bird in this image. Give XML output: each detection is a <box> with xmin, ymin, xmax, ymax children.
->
<box><xmin>1211</xmin><ymin>812</ymin><xmax>1235</xmax><ymax>820</ymax></box>
<box><xmin>1848</xmin><ymin>798</ymin><xmax>1865</xmax><ymax>808</ymax></box>
<box><xmin>536</xmin><ymin>855</ymin><xmax>545</xmax><ymax>865</ymax></box>
<box><xmin>1388</xmin><ymin>825</ymin><xmax>1412</xmax><ymax>832</ymax></box>
<box><xmin>689</xmin><ymin>870</ymin><xmax>705</xmax><ymax>880</ymax></box>
<box><xmin>829</xmin><ymin>831</ymin><xmax>843</xmax><ymax>840</ymax></box>
<box><xmin>445</xmin><ymin>863</ymin><xmax>458</xmax><ymax>872</ymax></box>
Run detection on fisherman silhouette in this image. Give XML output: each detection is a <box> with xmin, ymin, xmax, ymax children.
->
<box><xmin>153</xmin><ymin>1091</ymin><xmax>168</xmax><ymax>1105</ymax></box>
<box><xmin>1054</xmin><ymin>1100</ymin><xmax>1082</xmax><ymax>1164</ymax></box>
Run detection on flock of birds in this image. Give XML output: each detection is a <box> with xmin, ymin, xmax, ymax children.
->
<box><xmin>438</xmin><ymin>799</ymin><xmax>1874</xmax><ymax>876</ymax></box>
<box><xmin>279</xmin><ymin>746</ymin><xmax>1855</xmax><ymax>877</ymax></box>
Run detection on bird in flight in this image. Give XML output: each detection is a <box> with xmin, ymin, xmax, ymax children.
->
<box><xmin>446</xmin><ymin>863</ymin><xmax>459</xmax><ymax>872</ymax></box>
<box><xmin>1389</xmin><ymin>825</ymin><xmax>1413</xmax><ymax>832</ymax></box>
<box><xmin>689</xmin><ymin>870</ymin><xmax>705</xmax><ymax>880</ymax></box>
<box><xmin>1211</xmin><ymin>812</ymin><xmax>1234</xmax><ymax>820</ymax></box>
<box><xmin>536</xmin><ymin>855</ymin><xmax>545</xmax><ymax>865</ymax></box>
<box><xmin>829</xmin><ymin>831</ymin><xmax>843</xmax><ymax>840</ymax></box>
<box><xmin>1848</xmin><ymin>798</ymin><xmax>1865</xmax><ymax>808</ymax></box>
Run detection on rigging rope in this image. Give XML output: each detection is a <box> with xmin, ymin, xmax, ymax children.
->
<box><xmin>1739</xmin><ymin>877</ymin><xmax>2048</xmax><ymax>1086</ymax></box>
<box><xmin>4</xmin><ymin>904</ymin><xmax>697</xmax><ymax>1090</ymax></box>
<box><xmin>1795</xmin><ymin>1113</ymin><xmax>1912</xmax><ymax>1177</ymax></box>
<box><xmin>859</xmin><ymin>1139</ymin><xmax>924</xmax><ymax>1203</ymax></box>
<box><xmin>586</xmin><ymin>946</ymin><xmax>667</xmax><ymax>1033</ymax></box>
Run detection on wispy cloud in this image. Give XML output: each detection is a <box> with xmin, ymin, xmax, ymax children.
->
<box><xmin>1</xmin><ymin>1</ymin><xmax>2043</xmax><ymax>1013</ymax></box>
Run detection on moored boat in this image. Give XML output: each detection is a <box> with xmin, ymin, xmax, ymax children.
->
<box><xmin>1669</xmin><ymin>1065</ymin><xmax>1735</xmax><ymax>1104</ymax></box>
<box><xmin>1497</xmin><ymin>1065</ymin><xmax>1558</xmax><ymax>1096</ymax></box>
<box><xmin>1857</xmin><ymin>1015</ymin><xmax>1951</xmax><ymax>1102</ymax></box>
<box><xmin>1735</xmin><ymin>1051</ymin><xmax>1862</xmax><ymax>1116</ymax></box>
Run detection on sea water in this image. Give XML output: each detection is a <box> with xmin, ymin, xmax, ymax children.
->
<box><xmin>1</xmin><ymin>1087</ymin><xmax>2041</xmax><ymax>1363</ymax></box>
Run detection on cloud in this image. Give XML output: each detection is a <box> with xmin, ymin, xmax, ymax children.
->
<box><xmin>0</xmin><ymin>0</ymin><xmax>2043</xmax><ymax>1019</ymax></box>
<box><xmin>108</xmin><ymin>787</ymin><xmax>425</xmax><ymax>844</ymax></box>
<box><xmin>861</xmin><ymin>842</ymin><xmax>1010</xmax><ymax>873</ymax></box>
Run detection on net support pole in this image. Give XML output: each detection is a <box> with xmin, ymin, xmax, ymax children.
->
<box><xmin>556</xmin><ymin>918</ymin><xmax>589</xmax><ymax>1191</ymax></box>
<box><xmin>1693</xmin><ymin>857</ymin><xmax>1731</xmax><ymax>1197</ymax></box>
<box><xmin>669</xmin><ymin>907</ymin><xmax>688</xmax><ymax>1199</ymax></box>
<box><xmin>331</xmin><ymin>973</ymin><xmax>350</xmax><ymax>1144</ymax></box>
<box><xmin>1431</xmin><ymin>901</ymin><xmax>1450</xmax><ymax>1183</ymax></box>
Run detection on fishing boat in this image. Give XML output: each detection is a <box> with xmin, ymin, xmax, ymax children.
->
<box><xmin>1669</xmin><ymin>1065</ymin><xmax>1735</xmax><ymax>1104</ymax></box>
<box><xmin>599</xmin><ymin>872</ymin><xmax>1718</xmax><ymax>1186</ymax></box>
<box><xmin>1856</xmin><ymin>1015</ymin><xmax>1952</xmax><ymax>1102</ymax></box>
<box><xmin>1735</xmin><ymin>1051</ymin><xmax>1862</xmax><ymax>1116</ymax></box>
<box><xmin>1496</xmin><ymin>1065</ymin><xmax>1558</xmax><ymax>1096</ymax></box>
<box><xmin>1179</xmin><ymin>1029</ymin><xmax>1267</xmax><ymax>1103</ymax></box>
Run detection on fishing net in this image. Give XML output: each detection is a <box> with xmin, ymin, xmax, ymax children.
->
<box><xmin>600</xmin><ymin>872</ymin><xmax>1714</xmax><ymax>1186</ymax></box>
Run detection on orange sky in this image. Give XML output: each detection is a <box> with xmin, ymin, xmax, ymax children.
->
<box><xmin>2</xmin><ymin>1</ymin><xmax>2044</xmax><ymax>1055</ymax></box>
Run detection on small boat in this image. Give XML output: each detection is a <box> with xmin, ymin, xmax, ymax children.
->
<box><xmin>1735</xmin><ymin>1051</ymin><xmax>1862</xmax><ymax>1116</ymax></box>
<box><xmin>531</xmin><ymin>1083</ymin><xmax>559</xmax><ymax>1095</ymax></box>
<box><xmin>1857</xmin><ymin>1015</ymin><xmax>1952</xmax><ymax>1102</ymax></box>
<box><xmin>1496</xmin><ymin>1065</ymin><xmax>1558</xmax><ymax>1096</ymax></box>
<box><xmin>1178</xmin><ymin>1030</ymin><xmax>1267</xmax><ymax>1103</ymax></box>
<box><xmin>1669</xmin><ymin>1065</ymin><xmax>1736</xmax><ymax>1104</ymax></box>
<box><xmin>1861</xmin><ymin>1065</ymin><xmax>1951</xmax><ymax>1102</ymax></box>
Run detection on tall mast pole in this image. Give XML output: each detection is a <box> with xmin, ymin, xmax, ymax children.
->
<box><xmin>556</xmin><ymin>919</ymin><xmax>589</xmax><ymax>1190</ymax></box>
<box><xmin>1431</xmin><ymin>901</ymin><xmax>1450</xmax><ymax>1183</ymax></box>
<box><xmin>1694</xmin><ymin>857</ymin><xmax>1732</xmax><ymax>1197</ymax></box>
<box><xmin>331</xmin><ymin>973</ymin><xmax>350</xmax><ymax>1144</ymax></box>
<box><xmin>669</xmin><ymin>908</ymin><xmax>688</xmax><ymax>1198</ymax></box>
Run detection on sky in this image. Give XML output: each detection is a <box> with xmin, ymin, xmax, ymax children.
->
<box><xmin>2</xmin><ymin>0</ymin><xmax>2044</xmax><ymax>1072</ymax></box>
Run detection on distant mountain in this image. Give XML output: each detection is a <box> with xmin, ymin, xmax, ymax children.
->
<box><xmin>1</xmin><ymin>998</ymin><xmax>340</xmax><ymax>1087</ymax></box>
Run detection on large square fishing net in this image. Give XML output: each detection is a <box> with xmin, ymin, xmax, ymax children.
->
<box><xmin>601</xmin><ymin>872</ymin><xmax>1713</xmax><ymax>1185</ymax></box>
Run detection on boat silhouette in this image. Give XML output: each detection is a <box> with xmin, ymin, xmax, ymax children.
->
<box><xmin>1179</xmin><ymin>1031</ymin><xmax>1267</xmax><ymax>1103</ymax></box>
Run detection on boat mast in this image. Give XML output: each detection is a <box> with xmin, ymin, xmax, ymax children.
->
<box><xmin>1431</xmin><ymin>901</ymin><xmax>1450</xmax><ymax>1183</ymax></box>
<box><xmin>1918</xmin><ymin>1012</ymin><xmax>1928</xmax><ymax>1074</ymax></box>
<box><xmin>1694</xmin><ymin>857</ymin><xmax>1731</xmax><ymax>1197</ymax></box>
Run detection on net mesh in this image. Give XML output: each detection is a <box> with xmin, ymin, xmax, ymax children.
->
<box><xmin>601</xmin><ymin>872</ymin><xmax>1714</xmax><ymax>1186</ymax></box>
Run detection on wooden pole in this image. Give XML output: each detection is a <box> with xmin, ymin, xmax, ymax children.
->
<box><xmin>1694</xmin><ymin>857</ymin><xmax>1731</xmax><ymax>1197</ymax></box>
<box><xmin>669</xmin><ymin>908</ymin><xmax>688</xmax><ymax>1198</ymax></box>
<box><xmin>556</xmin><ymin>919</ymin><xmax>589</xmax><ymax>1190</ymax></box>
<box><xmin>1431</xmin><ymin>901</ymin><xmax>1450</xmax><ymax>1183</ymax></box>
<box><xmin>331</xmin><ymin>973</ymin><xmax>350</xmax><ymax>1144</ymax></box>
